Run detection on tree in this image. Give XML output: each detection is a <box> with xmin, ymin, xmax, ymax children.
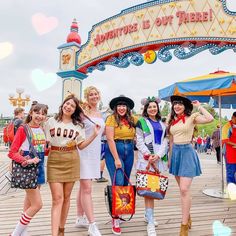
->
<box><xmin>161</xmin><ymin>101</ymin><xmax>170</xmax><ymax>117</ymax></box>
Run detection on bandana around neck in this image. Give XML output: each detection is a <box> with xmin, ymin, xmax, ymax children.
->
<box><xmin>171</xmin><ymin>114</ymin><xmax>186</xmax><ymax>126</ymax></box>
<box><xmin>121</xmin><ymin>117</ymin><xmax>129</xmax><ymax>126</ymax></box>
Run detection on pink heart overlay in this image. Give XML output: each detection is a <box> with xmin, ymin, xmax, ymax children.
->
<box><xmin>32</xmin><ymin>13</ymin><xmax>58</xmax><ymax>35</ymax></box>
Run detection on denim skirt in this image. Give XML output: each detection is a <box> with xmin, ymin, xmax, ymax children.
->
<box><xmin>169</xmin><ymin>143</ymin><xmax>202</xmax><ymax>177</ymax></box>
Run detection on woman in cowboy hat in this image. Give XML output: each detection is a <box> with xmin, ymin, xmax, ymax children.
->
<box><xmin>105</xmin><ymin>95</ymin><xmax>138</xmax><ymax>235</ymax></box>
<box><xmin>168</xmin><ymin>95</ymin><xmax>213</xmax><ymax>236</ymax></box>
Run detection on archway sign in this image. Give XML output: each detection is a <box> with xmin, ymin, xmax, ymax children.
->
<box><xmin>57</xmin><ymin>0</ymin><xmax>236</xmax><ymax>100</ymax></box>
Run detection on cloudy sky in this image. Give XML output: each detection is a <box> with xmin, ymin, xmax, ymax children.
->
<box><xmin>0</xmin><ymin>0</ymin><xmax>236</xmax><ymax>117</ymax></box>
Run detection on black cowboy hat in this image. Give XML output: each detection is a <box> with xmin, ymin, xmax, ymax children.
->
<box><xmin>109</xmin><ymin>95</ymin><xmax>134</xmax><ymax>110</ymax></box>
<box><xmin>170</xmin><ymin>95</ymin><xmax>193</xmax><ymax>112</ymax></box>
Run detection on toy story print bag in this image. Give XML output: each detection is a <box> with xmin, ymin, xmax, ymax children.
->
<box><xmin>136</xmin><ymin>162</ymin><xmax>168</xmax><ymax>200</ymax></box>
<box><xmin>11</xmin><ymin>125</ymin><xmax>39</xmax><ymax>189</ymax></box>
<box><xmin>105</xmin><ymin>169</ymin><xmax>136</xmax><ymax>217</ymax></box>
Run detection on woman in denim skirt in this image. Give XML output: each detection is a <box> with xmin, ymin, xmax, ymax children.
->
<box><xmin>105</xmin><ymin>95</ymin><xmax>138</xmax><ymax>235</ymax></box>
<box><xmin>168</xmin><ymin>95</ymin><xmax>213</xmax><ymax>236</ymax></box>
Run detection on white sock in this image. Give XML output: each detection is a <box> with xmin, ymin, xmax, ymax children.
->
<box><xmin>12</xmin><ymin>213</ymin><xmax>32</xmax><ymax>236</ymax></box>
<box><xmin>21</xmin><ymin>226</ymin><xmax>29</xmax><ymax>236</ymax></box>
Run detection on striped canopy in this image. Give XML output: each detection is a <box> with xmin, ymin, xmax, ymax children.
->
<box><xmin>159</xmin><ymin>71</ymin><xmax>236</xmax><ymax>108</ymax></box>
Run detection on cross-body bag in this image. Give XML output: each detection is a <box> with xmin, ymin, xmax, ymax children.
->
<box><xmin>11</xmin><ymin>124</ymin><xmax>39</xmax><ymax>189</ymax></box>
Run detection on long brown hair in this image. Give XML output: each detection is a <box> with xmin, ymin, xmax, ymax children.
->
<box><xmin>113</xmin><ymin>102</ymin><xmax>135</xmax><ymax>128</ymax></box>
<box><xmin>55</xmin><ymin>95</ymin><xmax>84</xmax><ymax>127</ymax></box>
<box><xmin>25</xmin><ymin>101</ymin><xmax>48</xmax><ymax>124</ymax></box>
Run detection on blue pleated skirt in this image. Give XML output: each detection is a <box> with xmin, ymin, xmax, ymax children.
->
<box><xmin>169</xmin><ymin>143</ymin><xmax>202</xmax><ymax>178</ymax></box>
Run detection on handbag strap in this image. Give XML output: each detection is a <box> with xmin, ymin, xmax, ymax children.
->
<box><xmin>146</xmin><ymin>162</ymin><xmax>160</xmax><ymax>174</ymax></box>
<box><xmin>23</xmin><ymin>124</ymin><xmax>39</xmax><ymax>158</ymax></box>
<box><xmin>112</xmin><ymin>168</ymin><xmax>132</xmax><ymax>186</ymax></box>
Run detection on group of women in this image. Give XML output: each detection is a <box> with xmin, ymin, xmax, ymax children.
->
<box><xmin>8</xmin><ymin>86</ymin><xmax>214</xmax><ymax>236</ymax></box>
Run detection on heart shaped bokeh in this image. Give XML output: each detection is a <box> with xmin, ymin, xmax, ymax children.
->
<box><xmin>213</xmin><ymin>220</ymin><xmax>232</xmax><ymax>236</ymax></box>
<box><xmin>227</xmin><ymin>183</ymin><xmax>236</xmax><ymax>200</ymax></box>
<box><xmin>32</xmin><ymin>13</ymin><xmax>58</xmax><ymax>35</ymax></box>
<box><xmin>31</xmin><ymin>69</ymin><xmax>57</xmax><ymax>91</ymax></box>
<box><xmin>0</xmin><ymin>42</ymin><xmax>13</xmax><ymax>60</ymax></box>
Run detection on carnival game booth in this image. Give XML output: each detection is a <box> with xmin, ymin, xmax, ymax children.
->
<box><xmin>159</xmin><ymin>70</ymin><xmax>236</xmax><ymax>198</ymax></box>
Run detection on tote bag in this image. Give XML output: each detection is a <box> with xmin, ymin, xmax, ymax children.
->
<box><xmin>105</xmin><ymin>169</ymin><xmax>136</xmax><ymax>217</ymax></box>
<box><xmin>136</xmin><ymin>162</ymin><xmax>168</xmax><ymax>200</ymax></box>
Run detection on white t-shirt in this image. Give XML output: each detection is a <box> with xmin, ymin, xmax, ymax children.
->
<box><xmin>44</xmin><ymin>117</ymin><xmax>85</xmax><ymax>147</ymax></box>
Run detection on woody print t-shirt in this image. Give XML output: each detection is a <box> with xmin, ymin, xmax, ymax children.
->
<box><xmin>44</xmin><ymin>117</ymin><xmax>85</xmax><ymax>147</ymax></box>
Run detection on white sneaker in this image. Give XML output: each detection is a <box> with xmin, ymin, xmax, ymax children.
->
<box><xmin>147</xmin><ymin>223</ymin><xmax>157</xmax><ymax>236</ymax></box>
<box><xmin>88</xmin><ymin>222</ymin><xmax>102</xmax><ymax>236</ymax></box>
<box><xmin>144</xmin><ymin>216</ymin><xmax>158</xmax><ymax>226</ymax></box>
<box><xmin>75</xmin><ymin>215</ymin><xmax>89</xmax><ymax>228</ymax></box>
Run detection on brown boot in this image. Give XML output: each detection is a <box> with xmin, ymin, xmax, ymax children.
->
<box><xmin>58</xmin><ymin>228</ymin><xmax>65</xmax><ymax>236</ymax></box>
<box><xmin>188</xmin><ymin>215</ymin><xmax>192</xmax><ymax>229</ymax></box>
<box><xmin>180</xmin><ymin>224</ymin><xmax>188</xmax><ymax>236</ymax></box>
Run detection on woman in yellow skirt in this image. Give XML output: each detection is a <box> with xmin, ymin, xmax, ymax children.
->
<box><xmin>44</xmin><ymin>94</ymin><xmax>100</xmax><ymax>236</ymax></box>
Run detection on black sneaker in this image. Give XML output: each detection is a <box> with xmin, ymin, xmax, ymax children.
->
<box><xmin>96</xmin><ymin>177</ymin><xmax>108</xmax><ymax>183</ymax></box>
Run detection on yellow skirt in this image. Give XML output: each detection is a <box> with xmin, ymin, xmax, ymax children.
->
<box><xmin>47</xmin><ymin>150</ymin><xmax>80</xmax><ymax>183</ymax></box>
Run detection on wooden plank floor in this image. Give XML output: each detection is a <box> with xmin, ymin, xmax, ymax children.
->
<box><xmin>0</xmin><ymin>149</ymin><xmax>236</xmax><ymax>236</ymax></box>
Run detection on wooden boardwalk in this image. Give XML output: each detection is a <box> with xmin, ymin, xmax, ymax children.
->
<box><xmin>0</xmin><ymin>150</ymin><xmax>235</xmax><ymax>236</ymax></box>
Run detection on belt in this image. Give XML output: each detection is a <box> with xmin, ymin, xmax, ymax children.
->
<box><xmin>51</xmin><ymin>145</ymin><xmax>77</xmax><ymax>152</ymax></box>
<box><xmin>115</xmin><ymin>139</ymin><xmax>133</xmax><ymax>143</ymax></box>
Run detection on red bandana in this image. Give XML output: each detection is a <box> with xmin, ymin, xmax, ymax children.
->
<box><xmin>121</xmin><ymin>118</ymin><xmax>129</xmax><ymax>126</ymax></box>
<box><xmin>171</xmin><ymin>114</ymin><xmax>186</xmax><ymax>126</ymax></box>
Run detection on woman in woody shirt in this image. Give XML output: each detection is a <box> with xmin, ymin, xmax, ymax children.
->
<box><xmin>168</xmin><ymin>95</ymin><xmax>213</xmax><ymax>236</ymax></box>
<box><xmin>75</xmin><ymin>86</ymin><xmax>105</xmax><ymax>236</ymax></box>
<box><xmin>105</xmin><ymin>95</ymin><xmax>137</xmax><ymax>235</ymax></box>
<box><xmin>44</xmin><ymin>94</ymin><xmax>100</xmax><ymax>236</ymax></box>
<box><xmin>136</xmin><ymin>97</ymin><xmax>168</xmax><ymax>236</ymax></box>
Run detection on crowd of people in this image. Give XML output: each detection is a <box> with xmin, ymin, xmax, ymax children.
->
<box><xmin>6</xmin><ymin>88</ymin><xmax>236</xmax><ymax>236</ymax></box>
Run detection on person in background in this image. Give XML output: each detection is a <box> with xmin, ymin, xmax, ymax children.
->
<box><xmin>212</xmin><ymin>124</ymin><xmax>221</xmax><ymax>164</ymax></box>
<box><xmin>205</xmin><ymin>134</ymin><xmax>211</xmax><ymax>154</ymax></box>
<box><xmin>75</xmin><ymin>86</ymin><xmax>104</xmax><ymax>236</ymax></box>
<box><xmin>44</xmin><ymin>94</ymin><xmax>100</xmax><ymax>236</ymax></box>
<box><xmin>168</xmin><ymin>96</ymin><xmax>213</xmax><ymax>236</ymax></box>
<box><xmin>136</xmin><ymin>96</ymin><xmax>168</xmax><ymax>236</ymax></box>
<box><xmin>7</xmin><ymin>108</ymin><xmax>25</xmax><ymax>148</ymax></box>
<box><xmin>222</xmin><ymin>111</ymin><xmax>236</xmax><ymax>185</ymax></box>
<box><xmin>8</xmin><ymin>102</ymin><xmax>48</xmax><ymax>236</ymax></box>
<box><xmin>13</xmin><ymin>107</ymin><xmax>25</xmax><ymax>133</ymax></box>
<box><xmin>105</xmin><ymin>95</ymin><xmax>137</xmax><ymax>235</ymax></box>
<box><xmin>96</xmin><ymin>136</ymin><xmax>109</xmax><ymax>182</ymax></box>
<box><xmin>97</xmin><ymin>107</ymin><xmax>109</xmax><ymax>183</ymax></box>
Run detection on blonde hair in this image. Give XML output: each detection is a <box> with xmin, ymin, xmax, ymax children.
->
<box><xmin>83</xmin><ymin>86</ymin><xmax>101</xmax><ymax>102</ymax></box>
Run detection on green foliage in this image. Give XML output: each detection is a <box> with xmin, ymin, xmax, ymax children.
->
<box><xmin>161</xmin><ymin>101</ymin><xmax>170</xmax><ymax>117</ymax></box>
<box><xmin>196</xmin><ymin>118</ymin><xmax>228</xmax><ymax>137</ymax></box>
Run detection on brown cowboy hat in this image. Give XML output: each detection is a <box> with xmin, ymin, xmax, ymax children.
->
<box><xmin>109</xmin><ymin>95</ymin><xmax>134</xmax><ymax>110</ymax></box>
<box><xmin>170</xmin><ymin>95</ymin><xmax>193</xmax><ymax>112</ymax></box>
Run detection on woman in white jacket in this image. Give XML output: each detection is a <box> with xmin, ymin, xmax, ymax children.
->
<box><xmin>136</xmin><ymin>97</ymin><xmax>168</xmax><ymax>236</ymax></box>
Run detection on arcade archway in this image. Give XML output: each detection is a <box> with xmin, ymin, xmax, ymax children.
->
<box><xmin>57</xmin><ymin>0</ymin><xmax>236</xmax><ymax>100</ymax></box>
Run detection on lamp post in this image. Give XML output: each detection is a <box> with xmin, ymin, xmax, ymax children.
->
<box><xmin>8</xmin><ymin>88</ymin><xmax>30</xmax><ymax>108</ymax></box>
